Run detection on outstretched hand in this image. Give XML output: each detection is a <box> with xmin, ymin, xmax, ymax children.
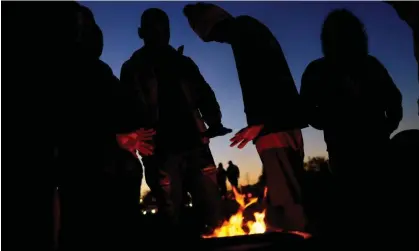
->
<box><xmin>116</xmin><ymin>128</ymin><xmax>156</xmax><ymax>157</ymax></box>
<box><xmin>230</xmin><ymin>125</ymin><xmax>264</xmax><ymax>149</ymax></box>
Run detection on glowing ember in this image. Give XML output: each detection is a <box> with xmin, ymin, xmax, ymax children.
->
<box><xmin>288</xmin><ymin>231</ymin><xmax>312</xmax><ymax>239</ymax></box>
<box><xmin>202</xmin><ymin>187</ymin><xmax>268</xmax><ymax>238</ymax></box>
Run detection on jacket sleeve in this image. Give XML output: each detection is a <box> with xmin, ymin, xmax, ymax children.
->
<box><xmin>300</xmin><ymin>60</ymin><xmax>326</xmax><ymax>130</ymax></box>
<box><xmin>113</xmin><ymin>60</ymin><xmax>147</xmax><ymax>133</ymax></box>
<box><xmin>369</xmin><ymin>56</ymin><xmax>403</xmax><ymax>135</ymax></box>
<box><xmin>185</xmin><ymin>57</ymin><xmax>222</xmax><ymax>127</ymax></box>
<box><xmin>233</xmin><ymin>18</ymin><xmax>271</xmax><ymax>126</ymax></box>
<box><xmin>234</xmin><ymin>16</ymin><xmax>304</xmax><ymax>131</ymax></box>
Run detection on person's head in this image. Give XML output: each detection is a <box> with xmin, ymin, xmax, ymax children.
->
<box><xmin>183</xmin><ymin>3</ymin><xmax>234</xmax><ymax>43</ymax></box>
<box><xmin>321</xmin><ymin>9</ymin><xmax>368</xmax><ymax>62</ymax></box>
<box><xmin>77</xmin><ymin>5</ymin><xmax>103</xmax><ymax>58</ymax></box>
<box><xmin>138</xmin><ymin>8</ymin><xmax>170</xmax><ymax>48</ymax></box>
<box><xmin>218</xmin><ymin>163</ymin><xmax>224</xmax><ymax>169</ymax></box>
<box><xmin>228</xmin><ymin>161</ymin><xmax>233</xmax><ymax>165</ymax></box>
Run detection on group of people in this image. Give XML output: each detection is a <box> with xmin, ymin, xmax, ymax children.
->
<box><xmin>5</xmin><ymin>1</ymin><xmax>418</xmax><ymax>251</ymax></box>
<box><xmin>216</xmin><ymin>161</ymin><xmax>240</xmax><ymax>196</ymax></box>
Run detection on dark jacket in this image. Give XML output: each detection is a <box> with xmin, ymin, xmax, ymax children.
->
<box><xmin>120</xmin><ymin>45</ymin><xmax>222</xmax><ymax>153</ymax></box>
<box><xmin>230</xmin><ymin>15</ymin><xmax>307</xmax><ymax>135</ymax></box>
<box><xmin>300</xmin><ymin>55</ymin><xmax>403</xmax><ymax>147</ymax></box>
<box><xmin>58</xmin><ymin>57</ymin><xmax>143</xmax><ymax>175</ymax></box>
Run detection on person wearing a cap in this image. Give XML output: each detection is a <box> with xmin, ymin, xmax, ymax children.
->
<box><xmin>120</xmin><ymin>8</ymin><xmax>231</xmax><ymax>235</ymax></box>
<box><xmin>183</xmin><ymin>3</ymin><xmax>308</xmax><ymax>232</ymax></box>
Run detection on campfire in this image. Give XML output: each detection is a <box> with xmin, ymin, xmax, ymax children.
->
<box><xmin>203</xmin><ymin>187</ymin><xmax>311</xmax><ymax>240</ymax></box>
<box><xmin>203</xmin><ymin>187</ymin><xmax>268</xmax><ymax>238</ymax></box>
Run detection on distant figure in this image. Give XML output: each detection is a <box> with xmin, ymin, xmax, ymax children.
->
<box><xmin>216</xmin><ymin>163</ymin><xmax>228</xmax><ymax>197</ymax></box>
<box><xmin>120</xmin><ymin>8</ymin><xmax>231</xmax><ymax>237</ymax></box>
<box><xmin>300</xmin><ymin>9</ymin><xmax>403</xmax><ymax>241</ymax></box>
<box><xmin>226</xmin><ymin>161</ymin><xmax>240</xmax><ymax>189</ymax></box>
<box><xmin>183</xmin><ymin>2</ymin><xmax>308</xmax><ymax>232</ymax></box>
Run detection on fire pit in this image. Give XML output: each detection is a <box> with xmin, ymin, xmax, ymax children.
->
<box><xmin>199</xmin><ymin>232</ymin><xmax>305</xmax><ymax>251</ymax></box>
<box><xmin>197</xmin><ymin>187</ymin><xmax>311</xmax><ymax>251</ymax></box>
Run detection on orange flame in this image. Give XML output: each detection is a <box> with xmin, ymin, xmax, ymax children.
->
<box><xmin>202</xmin><ymin>187</ymin><xmax>268</xmax><ymax>238</ymax></box>
<box><xmin>202</xmin><ymin>186</ymin><xmax>312</xmax><ymax>239</ymax></box>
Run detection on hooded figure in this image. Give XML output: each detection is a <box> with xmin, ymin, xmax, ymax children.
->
<box><xmin>300</xmin><ymin>9</ymin><xmax>403</xmax><ymax>241</ymax></box>
<box><xmin>120</xmin><ymin>8</ymin><xmax>231</xmax><ymax>237</ymax></box>
<box><xmin>183</xmin><ymin>2</ymin><xmax>308</xmax><ymax>232</ymax></box>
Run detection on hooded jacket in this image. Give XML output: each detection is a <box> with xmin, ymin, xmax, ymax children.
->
<box><xmin>183</xmin><ymin>3</ymin><xmax>307</xmax><ymax>135</ymax></box>
<box><xmin>229</xmin><ymin>16</ymin><xmax>308</xmax><ymax>135</ymax></box>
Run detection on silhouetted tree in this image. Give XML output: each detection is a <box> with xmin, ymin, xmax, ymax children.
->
<box><xmin>304</xmin><ymin>157</ymin><xmax>329</xmax><ymax>172</ymax></box>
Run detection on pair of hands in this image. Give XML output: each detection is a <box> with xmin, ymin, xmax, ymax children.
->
<box><xmin>117</xmin><ymin>124</ymin><xmax>264</xmax><ymax>158</ymax></box>
<box><xmin>201</xmin><ymin>124</ymin><xmax>264</xmax><ymax>149</ymax></box>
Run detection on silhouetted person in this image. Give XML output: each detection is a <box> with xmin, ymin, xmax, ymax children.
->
<box><xmin>300</xmin><ymin>9</ymin><xmax>403</xmax><ymax>242</ymax></box>
<box><xmin>4</xmin><ymin>2</ymin><xmax>85</xmax><ymax>251</ymax></box>
<box><xmin>216</xmin><ymin>163</ymin><xmax>228</xmax><ymax>197</ymax></box>
<box><xmin>226</xmin><ymin>161</ymin><xmax>240</xmax><ymax>189</ymax></box>
<box><xmin>120</xmin><ymin>8</ymin><xmax>231</xmax><ymax>237</ymax></box>
<box><xmin>56</xmin><ymin>5</ymin><xmax>154</xmax><ymax>251</ymax></box>
<box><xmin>389</xmin><ymin>129</ymin><xmax>419</xmax><ymax>250</ymax></box>
<box><xmin>183</xmin><ymin>2</ymin><xmax>308</xmax><ymax>232</ymax></box>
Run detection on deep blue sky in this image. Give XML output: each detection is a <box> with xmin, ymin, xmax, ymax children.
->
<box><xmin>82</xmin><ymin>1</ymin><xmax>419</xmax><ymax>186</ymax></box>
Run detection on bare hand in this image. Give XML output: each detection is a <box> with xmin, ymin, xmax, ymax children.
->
<box><xmin>229</xmin><ymin>125</ymin><xmax>264</xmax><ymax>149</ymax></box>
<box><xmin>116</xmin><ymin>128</ymin><xmax>156</xmax><ymax>157</ymax></box>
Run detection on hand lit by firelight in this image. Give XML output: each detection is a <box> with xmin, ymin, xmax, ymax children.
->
<box><xmin>229</xmin><ymin>125</ymin><xmax>264</xmax><ymax>149</ymax></box>
<box><xmin>116</xmin><ymin>128</ymin><xmax>156</xmax><ymax>157</ymax></box>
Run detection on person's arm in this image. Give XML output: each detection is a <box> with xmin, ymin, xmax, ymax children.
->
<box><xmin>369</xmin><ymin>56</ymin><xmax>403</xmax><ymax>135</ymax></box>
<box><xmin>185</xmin><ymin>57</ymin><xmax>232</xmax><ymax>138</ymax></box>
<box><xmin>115</xmin><ymin>60</ymin><xmax>148</xmax><ymax>133</ymax></box>
<box><xmin>185</xmin><ymin>57</ymin><xmax>222</xmax><ymax>127</ymax></box>
<box><xmin>300</xmin><ymin>60</ymin><xmax>326</xmax><ymax>130</ymax></box>
<box><xmin>116</xmin><ymin>60</ymin><xmax>155</xmax><ymax>157</ymax></box>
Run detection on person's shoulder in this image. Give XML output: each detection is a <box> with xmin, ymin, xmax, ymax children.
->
<box><xmin>236</xmin><ymin>15</ymin><xmax>260</xmax><ymax>25</ymax></box>
<box><xmin>98</xmin><ymin>60</ymin><xmax>113</xmax><ymax>72</ymax></box>
<box><xmin>97</xmin><ymin>60</ymin><xmax>119</xmax><ymax>81</ymax></box>
<box><xmin>178</xmin><ymin>54</ymin><xmax>200</xmax><ymax>71</ymax></box>
<box><xmin>303</xmin><ymin>57</ymin><xmax>326</xmax><ymax>75</ymax></box>
<box><xmin>365</xmin><ymin>54</ymin><xmax>384</xmax><ymax>68</ymax></box>
<box><xmin>127</xmin><ymin>47</ymin><xmax>148</xmax><ymax>64</ymax></box>
<box><xmin>235</xmin><ymin>15</ymin><xmax>265</xmax><ymax>32</ymax></box>
<box><xmin>121</xmin><ymin>47</ymin><xmax>147</xmax><ymax>70</ymax></box>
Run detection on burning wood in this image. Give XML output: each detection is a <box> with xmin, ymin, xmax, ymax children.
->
<box><xmin>203</xmin><ymin>187</ymin><xmax>311</xmax><ymax>240</ymax></box>
<box><xmin>203</xmin><ymin>187</ymin><xmax>268</xmax><ymax>238</ymax></box>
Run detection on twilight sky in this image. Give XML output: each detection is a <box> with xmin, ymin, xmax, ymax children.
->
<box><xmin>82</xmin><ymin>1</ymin><xmax>419</xmax><ymax>187</ymax></box>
